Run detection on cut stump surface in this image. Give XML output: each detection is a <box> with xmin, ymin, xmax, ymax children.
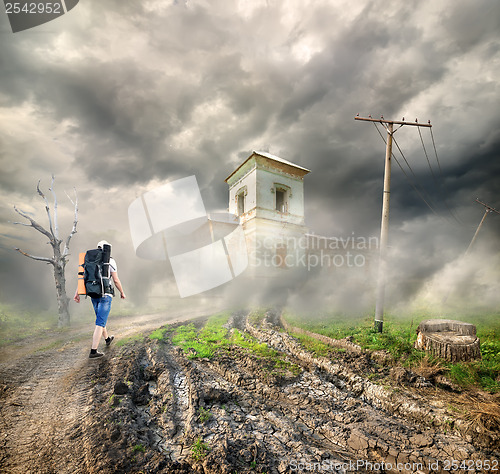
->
<box><xmin>415</xmin><ymin>319</ymin><xmax>481</xmax><ymax>363</ymax></box>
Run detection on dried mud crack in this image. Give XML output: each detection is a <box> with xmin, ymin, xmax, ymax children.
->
<box><xmin>0</xmin><ymin>309</ymin><xmax>498</xmax><ymax>474</ymax></box>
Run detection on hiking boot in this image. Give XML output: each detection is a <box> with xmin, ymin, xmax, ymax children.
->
<box><xmin>106</xmin><ymin>335</ymin><xmax>115</xmax><ymax>347</ymax></box>
<box><xmin>89</xmin><ymin>351</ymin><xmax>104</xmax><ymax>359</ymax></box>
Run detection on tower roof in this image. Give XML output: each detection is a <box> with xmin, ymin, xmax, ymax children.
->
<box><xmin>225</xmin><ymin>150</ymin><xmax>310</xmax><ymax>183</ymax></box>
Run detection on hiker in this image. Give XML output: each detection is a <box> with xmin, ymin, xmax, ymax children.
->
<box><xmin>74</xmin><ymin>240</ymin><xmax>126</xmax><ymax>359</ymax></box>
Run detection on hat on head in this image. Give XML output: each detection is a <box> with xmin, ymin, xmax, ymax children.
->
<box><xmin>97</xmin><ymin>240</ymin><xmax>111</xmax><ymax>249</ymax></box>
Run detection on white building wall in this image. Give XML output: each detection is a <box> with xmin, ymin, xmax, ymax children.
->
<box><xmin>256</xmin><ymin>168</ymin><xmax>305</xmax><ymax>226</ymax></box>
<box><xmin>228</xmin><ymin>163</ymin><xmax>257</xmax><ymax>216</ymax></box>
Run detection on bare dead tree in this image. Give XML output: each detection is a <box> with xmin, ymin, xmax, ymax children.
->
<box><xmin>12</xmin><ymin>176</ymin><xmax>78</xmax><ymax>328</ymax></box>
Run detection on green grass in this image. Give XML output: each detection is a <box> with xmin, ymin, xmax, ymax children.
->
<box><xmin>229</xmin><ymin>328</ymin><xmax>277</xmax><ymax>357</ymax></box>
<box><xmin>155</xmin><ymin>311</ymin><xmax>302</xmax><ymax>377</ymax></box>
<box><xmin>479</xmin><ymin>339</ymin><xmax>500</xmax><ymax>361</ymax></box>
<box><xmin>283</xmin><ymin>309</ymin><xmax>500</xmax><ymax>393</ymax></box>
<box><xmin>198</xmin><ymin>406</ymin><xmax>212</xmax><ymax>423</ymax></box>
<box><xmin>35</xmin><ymin>339</ymin><xmax>66</xmax><ymax>352</ymax></box>
<box><xmin>199</xmin><ymin>312</ymin><xmax>232</xmax><ymax>344</ymax></box>
<box><xmin>167</xmin><ymin>311</ymin><xmax>232</xmax><ymax>359</ymax></box>
<box><xmin>191</xmin><ymin>437</ymin><xmax>210</xmax><ymax>461</ymax></box>
<box><xmin>284</xmin><ymin>310</ymin><xmax>420</xmax><ymax>361</ymax></box>
<box><xmin>171</xmin><ymin>323</ymin><xmax>218</xmax><ymax>359</ymax></box>
<box><xmin>168</xmin><ymin>314</ymin><xmax>274</xmax><ymax>360</ymax></box>
<box><xmin>290</xmin><ymin>332</ymin><xmax>344</xmax><ymax>358</ymax></box>
<box><xmin>149</xmin><ymin>327</ymin><xmax>172</xmax><ymax>341</ymax></box>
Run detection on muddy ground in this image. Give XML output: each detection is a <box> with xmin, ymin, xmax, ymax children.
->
<box><xmin>0</xmin><ymin>309</ymin><xmax>498</xmax><ymax>474</ymax></box>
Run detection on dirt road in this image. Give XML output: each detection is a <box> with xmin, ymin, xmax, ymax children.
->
<box><xmin>0</xmin><ymin>309</ymin><xmax>498</xmax><ymax>473</ymax></box>
<box><xmin>0</xmin><ymin>308</ymin><xmax>214</xmax><ymax>474</ymax></box>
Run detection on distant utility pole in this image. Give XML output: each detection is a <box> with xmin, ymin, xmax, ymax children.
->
<box><xmin>442</xmin><ymin>198</ymin><xmax>499</xmax><ymax>304</ymax></box>
<box><xmin>355</xmin><ymin>115</ymin><xmax>432</xmax><ymax>333</ymax></box>
<box><xmin>465</xmin><ymin>199</ymin><xmax>500</xmax><ymax>255</ymax></box>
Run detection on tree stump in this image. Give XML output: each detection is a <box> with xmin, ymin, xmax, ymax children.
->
<box><xmin>415</xmin><ymin>319</ymin><xmax>481</xmax><ymax>363</ymax></box>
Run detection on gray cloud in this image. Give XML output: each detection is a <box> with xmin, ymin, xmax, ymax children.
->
<box><xmin>0</xmin><ymin>0</ymin><xmax>499</xmax><ymax>315</ymax></box>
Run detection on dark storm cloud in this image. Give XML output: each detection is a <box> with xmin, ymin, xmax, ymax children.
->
<box><xmin>0</xmin><ymin>0</ymin><xmax>499</xmax><ymax>312</ymax></box>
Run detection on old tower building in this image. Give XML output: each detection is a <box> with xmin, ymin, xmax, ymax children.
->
<box><xmin>225</xmin><ymin>151</ymin><xmax>310</xmax><ymax>272</ymax></box>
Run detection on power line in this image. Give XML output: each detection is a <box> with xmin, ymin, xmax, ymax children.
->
<box><xmin>393</xmin><ymin>139</ymin><xmax>443</xmax><ymax>218</ymax></box>
<box><xmin>418</xmin><ymin>126</ymin><xmax>438</xmax><ymax>185</ymax></box>
<box><xmin>374</xmin><ymin>121</ymin><xmax>463</xmax><ymax>226</ymax></box>
<box><xmin>373</xmin><ymin>122</ymin><xmax>443</xmax><ymax>218</ymax></box>
<box><xmin>429</xmin><ymin>127</ymin><xmax>443</xmax><ymax>174</ymax></box>
<box><xmin>422</xmin><ymin>126</ymin><xmax>465</xmax><ymax>226</ymax></box>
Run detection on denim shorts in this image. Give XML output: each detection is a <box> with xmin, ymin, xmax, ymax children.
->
<box><xmin>91</xmin><ymin>295</ymin><xmax>112</xmax><ymax>327</ymax></box>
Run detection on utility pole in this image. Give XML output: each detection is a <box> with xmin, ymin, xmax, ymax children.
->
<box><xmin>442</xmin><ymin>198</ymin><xmax>499</xmax><ymax>304</ymax></box>
<box><xmin>465</xmin><ymin>199</ymin><xmax>500</xmax><ymax>255</ymax></box>
<box><xmin>355</xmin><ymin>116</ymin><xmax>432</xmax><ymax>332</ymax></box>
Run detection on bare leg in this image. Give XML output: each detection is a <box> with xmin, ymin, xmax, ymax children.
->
<box><xmin>92</xmin><ymin>326</ymin><xmax>104</xmax><ymax>350</ymax></box>
<box><xmin>102</xmin><ymin>327</ymin><xmax>109</xmax><ymax>340</ymax></box>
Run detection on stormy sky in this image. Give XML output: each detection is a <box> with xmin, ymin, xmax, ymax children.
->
<box><xmin>0</xmin><ymin>0</ymin><xmax>499</xmax><ymax>316</ymax></box>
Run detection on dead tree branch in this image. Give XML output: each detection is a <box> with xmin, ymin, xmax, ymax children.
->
<box><xmin>49</xmin><ymin>174</ymin><xmax>59</xmax><ymax>239</ymax></box>
<box><xmin>11</xmin><ymin>221</ymin><xmax>32</xmax><ymax>227</ymax></box>
<box><xmin>14</xmin><ymin>247</ymin><xmax>54</xmax><ymax>264</ymax></box>
<box><xmin>63</xmin><ymin>187</ymin><xmax>78</xmax><ymax>258</ymax></box>
<box><xmin>37</xmin><ymin>179</ymin><xmax>56</xmax><ymax>240</ymax></box>
<box><xmin>13</xmin><ymin>205</ymin><xmax>54</xmax><ymax>242</ymax></box>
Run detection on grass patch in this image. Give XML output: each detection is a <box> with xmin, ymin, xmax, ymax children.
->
<box><xmin>172</xmin><ymin>323</ymin><xmax>218</xmax><ymax>359</ymax></box>
<box><xmin>229</xmin><ymin>329</ymin><xmax>276</xmax><ymax>357</ymax></box>
<box><xmin>290</xmin><ymin>332</ymin><xmax>342</xmax><ymax>358</ymax></box>
<box><xmin>448</xmin><ymin>359</ymin><xmax>500</xmax><ymax>392</ymax></box>
<box><xmin>132</xmin><ymin>444</ymin><xmax>146</xmax><ymax>453</ymax></box>
<box><xmin>169</xmin><ymin>312</ymin><xmax>231</xmax><ymax>359</ymax></box>
<box><xmin>191</xmin><ymin>437</ymin><xmax>210</xmax><ymax>461</ymax></box>
<box><xmin>285</xmin><ymin>311</ymin><xmax>420</xmax><ymax>363</ymax></box>
<box><xmin>149</xmin><ymin>327</ymin><xmax>171</xmax><ymax>341</ymax></box>
<box><xmin>164</xmin><ymin>311</ymin><xmax>302</xmax><ymax>377</ymax></box>
<box><xmin>198</xmin><ymin>406</ymin><xmax>212</xmax><ymax>423</ymax></box>
<box><xmin>274</xmin><ymin>357</ymin><xmax>302</xmax><ymax>377</ymax></box>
